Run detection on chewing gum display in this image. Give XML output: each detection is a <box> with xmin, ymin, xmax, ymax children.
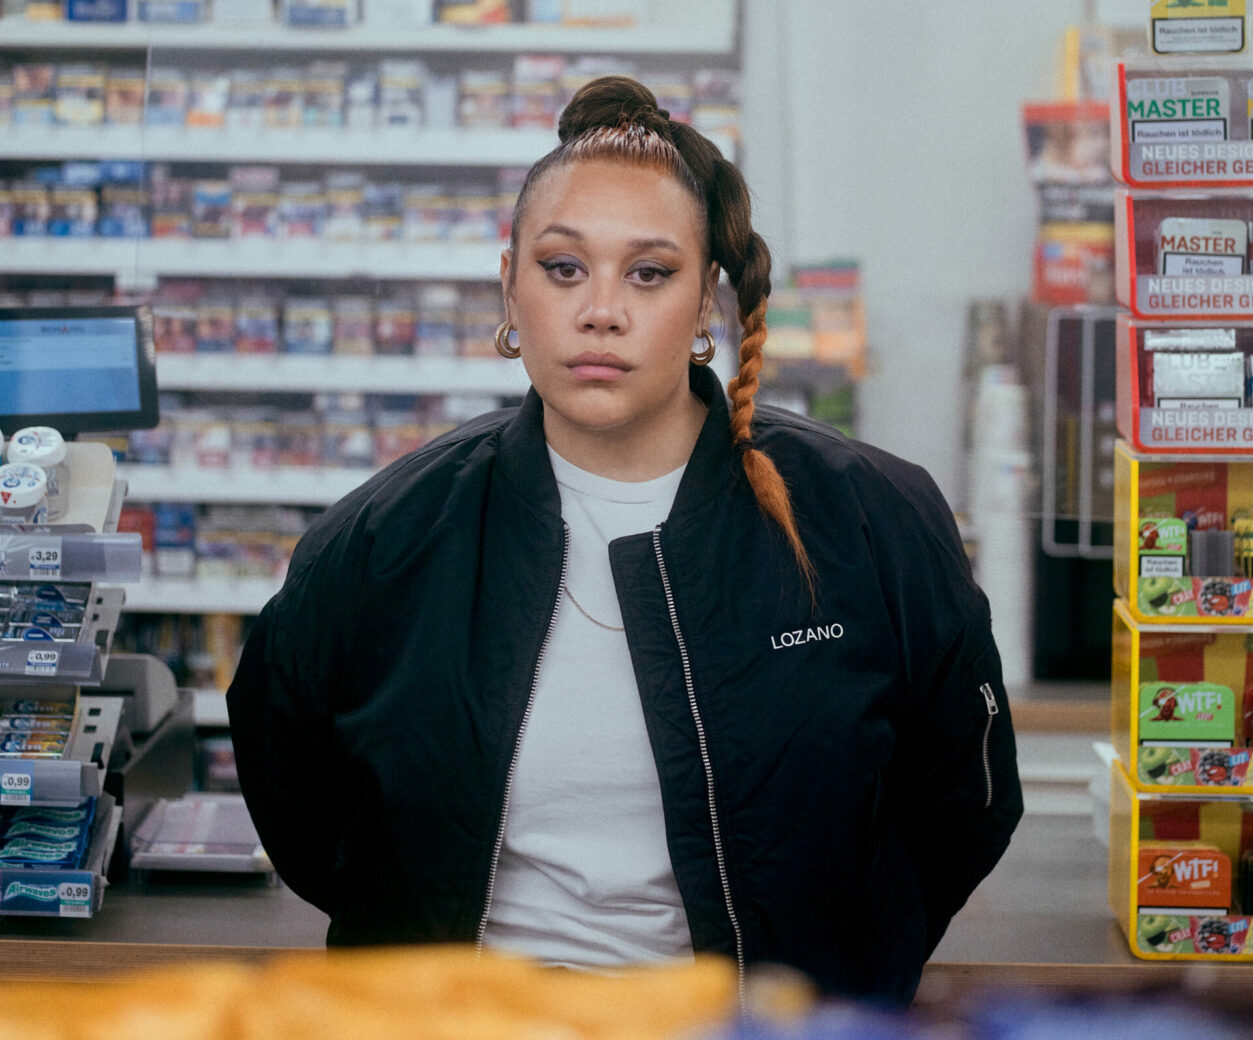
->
<box><xmin>0</xmin><ymin>732</ymin><xmax>68</xmax><ymax>757</ymax></box>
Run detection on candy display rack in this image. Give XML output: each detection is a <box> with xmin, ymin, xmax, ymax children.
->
<box><xmin>0</xmin><ymin>445</ymin><xmax>141</xmax><ymax>917</ymax></box>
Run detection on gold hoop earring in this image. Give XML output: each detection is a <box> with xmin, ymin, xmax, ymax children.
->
<box><xmin>690</xmin><ymin>330</ymin><xmax>716</xmax><ymax>366</ymax></box>
<box><xmin>494</xmin><ymin>320</ymin><xmax>520</xmax><ymax>360</ymax></box>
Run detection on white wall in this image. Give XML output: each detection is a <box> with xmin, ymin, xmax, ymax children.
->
<box><xmin>739</xmin><ymin>0</ymin><xmax>1137</xmax><ymax>503</ymax></box>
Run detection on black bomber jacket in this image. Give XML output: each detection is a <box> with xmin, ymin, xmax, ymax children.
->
<box><xmin>226</xmin><ymin>364</ymin><xmax>1023</xmax><ymax>1003</ymax></box>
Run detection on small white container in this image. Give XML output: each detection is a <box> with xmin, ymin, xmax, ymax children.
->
<box><xmin>0</xmin><ymin>463</ymin><xmax>48</xmax><ymax>525</ymax></box>
<box><xmin>7</xmin><ymin>427</ymin><xmax>68</xmax><ymax>521</ymax></box>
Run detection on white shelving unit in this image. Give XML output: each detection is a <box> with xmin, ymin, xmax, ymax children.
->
<box><xmin>0</xmin><ymin>238</ymin><xmax>508</xmax><ymax>281</ymax></box>
<box><xmin>1</xmin><ymin>3</ymin><xmax>740</xmax><ymax>621</ymax></box>
<box><xmin>155</xmin><ymin>353</ymin><xmax>528</xmax><ymax>394</ymax></box>
<box><xmin>0</xmin><ymin>18</ymin><xmax>736</xmax><ymax>54</ymax></box>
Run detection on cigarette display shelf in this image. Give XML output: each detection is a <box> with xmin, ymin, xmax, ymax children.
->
<box><xmin>0</xmin><ymin>16</ymin><xmax>737</xmax><ymax>56</ymax></box>
<box><xmin>1115</xmin><ymin>187</ymin><xmax>1253</xmax><ymax>320</ymax></box>
<box><xmin>0</xmin><ymin>238</ymin><xmax>506</xmax><ymax>283</ymax></box>
<box><xmin>1109</xmin><ymin>758</ymin><xmax>1253</xmax><ymax>960</ymax></box>
<box><xmin>1114</xmin><ymin>440</ymin><xmax>1253</xmax><ymax>624</ymax></box>
<box><xmin>1112</xmin><ymin>598</ymin><xmax>1253</xmax><ymax>796</ymax></box>
<box><xmin>1115</xmin><ymin>314</ymin><xmax>1253</xmax><ymax>455</ymax></box>
<box><xmin>1111</xmin><ymin>59</ymin><xmax>1253</xmax><ymax>190</ymax></box>
<box><xmin>0</xmin><ymin>125</ymin><xmax>557</xmax><ymax>167</ymax></box>
<box><xmin>0</xmin><ymin>792</ymin><xmax>121</xmax><ymax>920</ymax></box>
<box><xmin>153</xmin><ymin>353</ymin><xmax>528</xmax><ymax>395</ymax></box>
<box><xmin>118</xmin><ymin>463</ymin><xmax>370</xmax><ymax>507</ymax></box>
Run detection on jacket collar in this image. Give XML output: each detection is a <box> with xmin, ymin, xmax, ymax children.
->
<box><xmin>496</xmin><ymin>364</ymin><xmax>737</xmax><ymax>525</ymax></box>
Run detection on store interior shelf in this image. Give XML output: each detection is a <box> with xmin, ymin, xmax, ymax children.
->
<box><xmin>0</xmin><ymin>126</ymin><xmax>556</xmax><ymax>166</ymax></box>
<box><xmin>154</xmin><ymin>353</ymin><xmax>528</xmax><ymax>394</ymax></box>
<box><xmin>0</xmin><ymin>238</ymin><xmax>506</xmax><ymax>281</ymax></box>
<box><xmin>0</xmin><ymin>18</ymin><xmax>736</xmax><ymax>55</ymax></box>
<box><xmin>123</xmin><ymin>576</ymin><xmax>279</xmax><ymax>615</ymax></box>
<box><xmin>118</xmin><ymin>464</ymin><xmax>372</xmax><ymax>506</ymax></box>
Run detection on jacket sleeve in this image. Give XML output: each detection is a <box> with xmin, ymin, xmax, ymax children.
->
<box><xmin>896</xmin><ymin>595</ymin><xmax>1023</xmax><ymax>957</ymax></box>
<box><xmin>225</xmin><ymin>517</ymin><xmax>358</xmax><ymax>914</ymax></box>
<box><xmin>865</xmin><ymin>455</ymin><xmax>1024</xmax><ymax>958</ymax></box>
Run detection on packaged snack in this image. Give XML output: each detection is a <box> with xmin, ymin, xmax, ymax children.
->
<box><xmin>1138</xmin><ymin>841</ymin><xmax>1232</xmax><ymax>911</ymax></box>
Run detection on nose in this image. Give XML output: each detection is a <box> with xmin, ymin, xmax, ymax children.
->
<box><xmin>577</xmin><ymin>276</ymin><xmax>629</xmax><ymax>335</ymax></box>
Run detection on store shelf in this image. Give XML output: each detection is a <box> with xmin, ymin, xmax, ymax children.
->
<box><xmin>0</xmin><ymin>125</ymin><xmax>555</xmax><ymax>166</ymax></box>
<box><xmin>0</xmin><ymin>18</ymin><xmax>736</xmax><ymax>55</ymax></box>
<box><xmin>118</xmin><ymin>464</ymin><xmax>372</xmax><ymax>506</ymax></box>
<box><xmin>123</xmin><ymin>576</ymin><xmax>279</xmax><ymax>615</ymax></box>
<box><xmin>155</xmin><ymin>353</ymin><xmax>528</xmax><ymax>394</ymax></box>
<box><xmin>0</xmin><ymin>238</ymin><xmax>505</xmax><ymax>281</ymax></box>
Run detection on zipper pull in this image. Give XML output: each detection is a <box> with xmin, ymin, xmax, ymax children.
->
<box><xmin>980</xmin><ymin>682</ymin><xmax>999</xmax><ymax>716</ymax></box>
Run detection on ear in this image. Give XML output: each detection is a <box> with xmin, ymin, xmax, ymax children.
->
<box><xmin>698</xmin><ymin>261</ymin><xmax>720</xmax><ymax>330</ymax></box>
<box><xmin>500</xmin><ymin>248</ymin><xmax>516</xmax><ymax>321</ymax></box>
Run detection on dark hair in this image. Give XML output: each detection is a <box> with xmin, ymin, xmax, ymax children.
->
<box><xmin>510</xmin><ymin>76</ymin><xmax>814</xmax><ymax>590</ymax></box>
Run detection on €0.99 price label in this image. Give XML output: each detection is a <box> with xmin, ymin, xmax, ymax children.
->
<box><xmin>58</xmin><ymin>881</ymin><xmax>91</xmax><ymax>918</ymax></box>
<box><xmin>0</xmin><ymin>769</ymin><xmax>33</xmax><ymax>806</ymax></box>
<box><xmin>28</xmin><ymin>543</ymin><xmax>61</xmax><ymax>579</ymax></box>
<box><xmin>24</xmin><ymin>648</ymin><xmax>59</xmax><ymax>677</ymax></box>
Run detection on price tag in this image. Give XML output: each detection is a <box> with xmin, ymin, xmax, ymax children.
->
<box><xmin>27</xmin><ymin>541</ymin><xmax>61</xmax><ymax>579</ymax></box>
<box><xmin>24</xmin><ymin>648</ymin><xmax>59</xmax><ymax>676</ymax></box>
<box><xmin>57</xmin><ymin>880</ymin><xmax>92</xmax><ymax>918</ymax></box>
<box><xmin>0</xmin><ymin>768</ymin><xmax>33</xmax><ymax>806</ymax></box>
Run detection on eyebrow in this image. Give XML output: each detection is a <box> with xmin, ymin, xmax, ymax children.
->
<box><xmin>534</xmin><ymin>223</ymin><xmax>683</xmax><ymax>252</ymax></box>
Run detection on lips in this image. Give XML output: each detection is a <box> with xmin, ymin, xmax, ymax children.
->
<box><xmin>567</xmin><ymin>351</ymin><xmax>631</xmax><ymax>381</ymax></box>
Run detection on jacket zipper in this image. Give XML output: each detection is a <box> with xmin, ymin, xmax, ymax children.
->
<box><xmin>979</xmin><ymin>682</ymin><xmax>999</xmax><ymax>809</ymax></box>
<box><xmin>474</xmin><ymin>525</ymin><xmax>570</xmax><ymax>951</ymax></box>
<box><xmin>652</xmin><ymin>527</ymin><xmax>746</xmax><ymax>1000</ymax></box>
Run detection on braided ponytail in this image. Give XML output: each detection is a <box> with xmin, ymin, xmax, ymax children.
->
<box><xmin>511</xmin><ymin>76</ymin><xmax>815</xmax><ymax>591</ymax></box>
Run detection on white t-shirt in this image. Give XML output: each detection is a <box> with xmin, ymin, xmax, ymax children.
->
<box><xmin>480</xmin><ymin>447</ymin><xmax>694</xmax><ymax>967</ymax></box>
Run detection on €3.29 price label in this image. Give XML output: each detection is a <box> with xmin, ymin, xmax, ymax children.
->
<box><xmin>28</xmin><ymin>544</ymin><xmax>61</xmax><ymax>578</ymax></box>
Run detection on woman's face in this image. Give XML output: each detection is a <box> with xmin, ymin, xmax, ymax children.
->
<box><xmin>502</xmin><ymin>159</ymin><xmax>715</xmax><ymax>462</ymax></box>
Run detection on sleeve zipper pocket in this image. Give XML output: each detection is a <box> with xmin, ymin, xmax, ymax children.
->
<box><xmin>979</xmin><ymin>682</ymin><xmax>998</xmax><ymax>808</ymax></box>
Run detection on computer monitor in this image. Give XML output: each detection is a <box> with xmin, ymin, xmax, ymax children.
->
<box><xmin>0</xmin><ymin>304</ymin><xmax>159</xmax><ymax>436</ymax></box>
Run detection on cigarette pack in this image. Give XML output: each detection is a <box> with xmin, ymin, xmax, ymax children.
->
<box><xmin>373</xmin><ymin>295</ymin><xmax>417</xmax><ymax>355</ymax></box>
<box><xmin>1151</xmin><ymin>350</ymin><xmax>1245</xmax><ymax>407</ymax></box>
<box><xmin>459</xmin><ymin>68</ymin><xmax>509</xmax><ymax>128</ymax></box>
<box><xmin>54</xmin><ymin>64</ymin><xmax>106</xmax><ymax>126</ymax></box>
<box><xmin>10</xmin><ymin>183</ymin><xmax>50</xmax><ymax>236</ymax></box>
<box><xmin>192</xmin><ymin>180</ymin><xmax>233</xmax><ymax>239</ymax></box>
<box><xmin>436</xmin><ymin>0</ymin><xmax>513</xmax><ymax>24</ymax></box>
<box><xmin>511</xmin><ymin>54</ymin><xmax>564</xmax><ymax>129</ymax></box>
<box><xmin>344</xmin><ymin>67</ymin><xmax>378</xmax><ymax>130</ymax></box>
<box><xmin>230</xmin><ymin>166</ymin><xmax>280</xmax><ymax>239</ymax></box>
<box><xmin>227</xmin><ymin>71</ymin><xmax>266</xmax><ymax>131</ymax></box>
<box><xmin>303</xmin><ymin>60</ymin><xmax>347</xmax><ymax>128</ymax></box>
<box><xmin>378</xmin><ymin>59</ymin><xmax>424</xmax><ymax>129</ymax></box>
<box><xmin>12</xmin><ymin>64</ymin><xmax>54</xmax><ymax>127</ymax></box>
<box><xmin>403</xmin><ymin>183</ymin><xmax>452</xmax><ymax>242</ymax></box>
<box><xmin>48</xmin><ymin>184</ymin><xmax>97</xmax><ymax>237</ymax></box>
<box><xmin>332</xmin><ymin>296</ymin><xmax>373</xmax><ymax>355</ymax></box>
<box><xmin>324</xmin><ymin>172</ymin><xmax>365</xmax><ymax>241</ymax></box>
<box><xmin>187</xmin><ymin>71</ymin><xmax>232</xmax><ymax>130</ymax></box>
<box><xmin>283</xmin><ymin>298</ymin><xmax>334</xmax><ymax>354</ymax></box>
<box><xmin>282</xmin><ymin>0</ymin><xmax>358</xmax><ymax>27</ymax></box>
<box><xmin>146</xmin><ymin>67</ymin><xmax>189</xmax><ymax>127</ymax></box>
<box><xmin>196</xmin><ymin>298</ymin><xmax>237</xmax><ymax>353</ymax></box>
<box><xmin>105</xmin><ymin>67</ymin><xmax>146</xmax><ymax>125</ymax></box>
<box><xmin>451</xmin><ymin>184</ymin><xmax>498</xmax><ymax>243</ymax></box>
<box><xmin>150</xmin><ymin>166</ymin><xmax>194</xmax><ymax>239</ymax></box>
<box><xmin>65</xmin><ymin>0</ymin><xmax>128</xmax><ymax>20</ymax></box>
<box><xmin>137</xmin><ymin>0</ymin><xmax>207</xmax><ymax>20</ymax></box>
<box><xmin>98</xmin><ymin>181</ymin><xmax>148</xmax><ymax>237</ymax></box>
<box><xmin>363</xmin><ymin>181</ymin><xmax>403</xmax><ymax>242</ymax></box>
<box><xmin>264</xmin><ymin>67</ymin><xmax>305</xmax><ymax>129</ymax></box>
<box><xmin>0</xmin><ymin>72</ymin><xmax>13</xmax><ymax>128</ymax></box>
<box><xmin>279</xmin><ymin>181</ymin><xmax>325</xmax><ymax>238</ymax></box>
<box><xmin>415</xmin><ymin>282</ymin><xmax>459</xmax><ymax>357</ymax></box>
<box><xmin>1157</xmin><ymin>217</ymin><xmax>1247</xmax><ymax>277</ymax></box>
<box><xmin>236</xmin><ymin>295</ymin><xmax>280</xmax><ymax>354</ymax></box>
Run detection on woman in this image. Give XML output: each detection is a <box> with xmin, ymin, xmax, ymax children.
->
<box><xmin>227</xmin><ymin>76</ymin><xmax>1022</xmax><ymax>1003</ymax></box>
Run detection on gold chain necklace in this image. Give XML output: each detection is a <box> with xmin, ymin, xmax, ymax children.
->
<box><xmin>564</xmin><ymin>587</ymin><xmax>625</xmax><ymax>632</ymax></box>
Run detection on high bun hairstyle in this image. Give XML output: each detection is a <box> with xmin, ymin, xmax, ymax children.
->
<box><xmin>510</xmin><ymin>76</ymin><xmax>815</xmax><ymax>592</ymax></box>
